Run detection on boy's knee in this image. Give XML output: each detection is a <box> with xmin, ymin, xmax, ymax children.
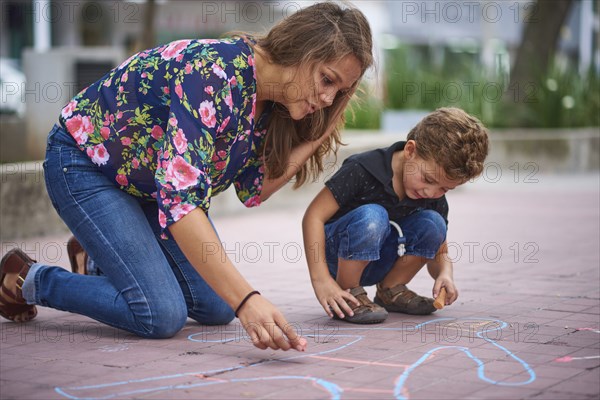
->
<box><xmin>416</xmin><ymin>210</ymin><xmax>447</xmax><ymax>247</ymax></box>
<box><xmin>354</xmin><ymin>204</ymin><xmax>390</xmax><ymax>240</ymax></box>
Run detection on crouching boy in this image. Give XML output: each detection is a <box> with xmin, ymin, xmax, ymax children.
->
<box><xmin>302</xmin><ymin>107</ymin><xmax>489</xmax><ymax>323</ymax></box>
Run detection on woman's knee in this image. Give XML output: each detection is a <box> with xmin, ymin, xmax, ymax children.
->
<box><xmin>140</xmin><ymin>300</ymin><xmax>188</xmax><ymax>339</ymax></box>
<box><xmin>190</xmin><ymin>302</ymin><xmax>235</xmax><ymax>326</ymax></box>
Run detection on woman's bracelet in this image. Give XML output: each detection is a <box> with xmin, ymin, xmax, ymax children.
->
<box><xmin>235</xmin><ymin>290</ymin><xmax>261</xmax><ymax>318</ymax></box>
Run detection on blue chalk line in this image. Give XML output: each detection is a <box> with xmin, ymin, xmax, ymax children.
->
<box><xmin>55</xmin><ymin>317</ymin><xmax>535</xmax><ymax>400</ymax></box>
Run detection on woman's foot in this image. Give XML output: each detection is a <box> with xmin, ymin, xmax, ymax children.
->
<box><xmin>0</xmin><ymin>249</ymin><xmax>37</xmax><ymax>322</ymax></box>
<box><xmin>67</xmin><ymin>236</ymin><xmax>87</xmax><ymax>275</ymax></box>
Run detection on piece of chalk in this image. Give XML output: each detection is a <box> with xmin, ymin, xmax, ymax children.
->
<box><xmin>433</xmin><ymin>287</ymin><xmax>447</xmax><ymax>310</ymax></box>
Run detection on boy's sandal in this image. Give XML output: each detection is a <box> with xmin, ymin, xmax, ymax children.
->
<box><xmin>0</xmin><ymin>249</ymin><xmax>37</xmax><ymax>322</ymax></box>
<box><xmin>67</xmin><ymin>236</ymin><xmax>88</xmax><ymax>275</ymax></box>
<box><xmin>374</xmin><ymin>283</ymin><xmax>436</xmax><ymax>315</ymax></box>
<box><xmin>333</xmin><ymin>286</ymin><xmax>388</xmax><ymax>324</ymax></box>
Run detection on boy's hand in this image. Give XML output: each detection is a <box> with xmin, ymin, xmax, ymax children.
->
<box><xmin>312</xmin><ymin>277</ymin><xmax>360</xmax><ymax>319</ymax></box>
<box><xmin>433</xmin><ymin>275</ymin><xmax>458</xmax><ymax>306</ymax></box>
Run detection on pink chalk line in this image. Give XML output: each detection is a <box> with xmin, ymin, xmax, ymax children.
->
<box><xmin>554</xmin><ymin>355</ymin><xmax>600</xmax><ymax>363</ymax></box>
<box><xmin>577</xmin><ymin>328</ymin><xmax>600</xmax><ymax>334</ymax></box>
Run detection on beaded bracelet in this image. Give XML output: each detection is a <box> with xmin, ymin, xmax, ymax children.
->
<box><xmin>235</xmin><ymin>290</ymin><xmax>261</xmax><ymax>318</ymax></box>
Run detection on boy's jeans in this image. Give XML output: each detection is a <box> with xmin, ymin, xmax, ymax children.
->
<box><xmin>324</xmin><ymin>204</ymin><xmax>447</xmax><ymax>287</ymax></box>
<box><xmin>22</xmin><ymin>124</ymin><xmax>234</xmax><ymax>338</ymax></box>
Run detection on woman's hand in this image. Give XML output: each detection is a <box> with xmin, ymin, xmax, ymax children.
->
<box><xmin>312</xmin><ymin>277</ymin><xmax>360</xmax><ymax>319</ymax></box>
<box><xmin>433</xmin><ymin>274</ymin><xmax>458</xmax><ymax>306</ymax></box>
<box><xmin>237</xmin><ymin>294</ymin><xmax>307</xmax><ymax>351</ymax></box>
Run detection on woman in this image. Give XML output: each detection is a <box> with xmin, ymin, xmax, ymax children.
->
<box><xmin>0</xmin><ymin>2</ymin><xmax>373</xmax><ymax>351</ymax></box>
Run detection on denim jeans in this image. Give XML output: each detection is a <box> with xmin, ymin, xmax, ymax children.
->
<box><xmin>325</xmin><ymin>204</ymin><xmax>447</xmax><ymax>287</ymax></box>
<box><xmin>22</xmin><ymin>124</ymin><xmax>234</xmax><ymax>338</ymax></box>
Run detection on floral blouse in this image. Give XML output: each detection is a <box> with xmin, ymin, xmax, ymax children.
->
<box><xmin>59</xmin><ymin>38</ymin><xmax>269</xmax><ymax>233</ymax></box>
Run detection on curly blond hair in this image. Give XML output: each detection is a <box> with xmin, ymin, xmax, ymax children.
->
<box><xmin>407</xmin><ymin>107</ymin><xmax>489</xmax><ymax>181</ymax></box>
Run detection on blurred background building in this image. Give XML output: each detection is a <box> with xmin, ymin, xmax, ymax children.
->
<box><xmin>0</xmin><ymin>0</ymin><xmax>598</xmax><ymax>162</ymax></box>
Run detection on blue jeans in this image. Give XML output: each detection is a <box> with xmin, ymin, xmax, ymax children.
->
<box><xmin>325</xmin><ymin>204</ymin><xmax>447</xmax><ymax>287</ymax></box>
<box><xmin>22</xmin><ymin>124</ymin><xmax>234</xmax><ymax>338</ymax></box>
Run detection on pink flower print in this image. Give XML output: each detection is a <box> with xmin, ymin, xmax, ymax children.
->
<box><xmin>103</xmin><ymin>78</ymin><xmax>112</xmax><ymax>87</ymax></box>
<box><xmin>248</xmin><ymin>55</ymin><xmax>254</xmax><ymax>66</ymax></box>
<box><xmin>116</xmin><ymin>174</ymin><xmax>128</xmax><ymax>186</ymax></box>
<box><xmin>121</xmin><ymin>72</ymin><xmax>128</xmax><ymax>82</ymax></box>
<box><xmin>250</xmin><ymin>94</ymin><xmax>256</xmax><ymax>121</ymax></box>
<box><xmin>132</xmin><ymin>158</ymin><xmax>140</xmax><ymax>168</ymax></box>
<box><xmin>199</xmin><ymin>100</ymin><xmax>216</xmax><ymax>128</ymax></box>
<box><xmin>147</xmin><ymin>147</ymin><xmax>154</xmax><ymax>156</ymax></box>
<box><xmin>87</xmin><ymin>143</ymin><xmax>110</xmax><ymax>166</ymax></box>
<box><xmin>158</xmin><ymin>209</ymin><xmax>167</xmax><ymax>228</ymax></box>
<box><xmin>100</xmin><ymin>127</ymin><xmax>110</xmax><ymax>140</ymax></box>
<box><xmin>151</xmin><ymin>125</ymin><xmax>164</xmax><ymax>140</ymax></box>
<box><xmin>169</xmin><ymin>117</ymin><xmax>178</xmax><ymax>127</ymax></box>
<box><xmin>244</xmin><ymin>195</ymin><xmax>261</xmax><ymax>208</ymax></box>
<box><xmin>163</xmin><ymin>87</ymin><xmax>170</xmax><ymax>95</ymax></box>
<box><xmin>174</xmin><ymin>128</ymin><xmax>188</xmax><ymax>154</ymax></box>
<box><xmin>175</xmin><ymin>53</ymin><xmax>184</xmax><ymax>62</ymax></box>
<box><xmin>170</xmin><ymin>203</ymin><xmax>196</xmax><ymax>222</ymax></box>
<box><xmin>217</xmin><ymin>116</ymin><xmax>230</xmax><ymax>133</ymax></box>
<box><xmin>61</xmin><ymin>100</ymin><xmax>77</xmax><ymax>119</ymax></box>
<box><xmin>184</xmin><ymin>63</ymin><xmax>193</xmax><ymax>74</ymax></box>
<box><xmin>121</xmin><ymin>136</ymin><xmax>132</xmax><ymax>146</ymax></box>
<box><xmin>116</xmin><ymin>111</ymin><xmax>123</xmax><ymax>120</ymax></box>
<box><xmin>215</xmin><ymin>161</ymin><xmax>227</xmax><ymax>171</ymax></box>
<box><xmin>198</xmin><ymin>39</ymin><xmax>220</xmax><ymax>44</ymax></box>
<box><xmin>160</xmin><ymin>40</ymin><xmax>191</xmax><ymax>61</ymax></box>
<box><xmin>217</xmin><ymin>150</ymin><xmax>227</xmax><ymax>159</ymax></box>
<box><xmin>175</xmin><ymin>83</ymin><xmax>183</xmax><ymax>99</ymax></box>
<box><xmin>224</xmin><ymin>92</ymin><xmax>233</xmax><ymax>112</ymax></box>
<box><xmin>204</xmin><ymin>86</ymin><xmax>214</xmax><ymax>95</ymax></box>
<box><xmin>212</xmin><ymin>63</ymin><xmax>227</xmax><ymax>80</ymax></box>
<box><xmin>118</xmin><ymin>52</ymin><xmax>138</xmax><ymax>70</ymax></box>
<box><xmin>65</xmin><ymin>114</ymin><xmax>94</xmax><ymax>145</ymax></box>
<box><xmin>141</xmin><ymin>72</ymin><xmax>147</xmax><ymax>78</ymax></box>
<box><xmin>164</xmin><ymin>155</ymin><xmax>202</xmax><ymax>190</ymax></box>
<box><xmin>229</xmin><ymin>76</ymin><xmax>237</xmax><ymax>86</ymax></box>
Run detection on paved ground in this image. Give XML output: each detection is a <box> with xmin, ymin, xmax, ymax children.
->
<box><xmin>1</xmin><ymin>172</ymin><xmax>599</xmax><ymax>400</ymax></box>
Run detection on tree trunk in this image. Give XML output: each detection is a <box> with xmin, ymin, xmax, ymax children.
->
<box><xmin>140</xmin><ymin>0</ymin><xmax>156</xmax><ymax>51</ymax></box>
<box><xmin>509</xmin><ymin>0</ymin><xmax>574</xmax><ymax>100</ymax></box>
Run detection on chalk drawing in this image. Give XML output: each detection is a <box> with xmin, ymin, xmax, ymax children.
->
<box><xmin>54</xmin><ymin>317</ymin><xmax>536</xmax><ymax>400</ymax></box>
<box><xmin>554</xmin><ymin>327</ymin><xmax>600</xmax><ymax>363</ymax></box>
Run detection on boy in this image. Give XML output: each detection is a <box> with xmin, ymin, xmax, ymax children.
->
<box><xmin>302</xmin><ymin>107</ymin><xmax>489</xmax><ymax>323</ymax></box>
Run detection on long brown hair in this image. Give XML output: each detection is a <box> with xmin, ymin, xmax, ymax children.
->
<box><xmin>250</xmin><ymin>2</ymin><xmax>373</xmax><ymax>187</ymax></box>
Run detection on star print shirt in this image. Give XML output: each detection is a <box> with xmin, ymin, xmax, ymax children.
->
<box><xmin>325</xmin><ymin>141</ymin><xmax>449</xmax><ymax>225</ymax></box>
<box><xmin>59</xmin><ymin>38</ymin><xmax>269</xmax><ymax>233</ymax></box>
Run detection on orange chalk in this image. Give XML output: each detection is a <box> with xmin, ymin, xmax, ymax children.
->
<box><xmin>433</xmin><ymin>287</ymin><xmax>447</xmax><ymax>310</ymax></box>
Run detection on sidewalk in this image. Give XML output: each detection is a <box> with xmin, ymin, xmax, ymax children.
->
<box><xmin>1</xmin><ymin>173</ymin><xmax>599</xmax><ymax>399</ymax></box>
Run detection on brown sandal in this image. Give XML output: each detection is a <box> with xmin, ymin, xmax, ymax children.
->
<box><xmin>67</xmin><ymin>236</ymin><xmax>88</xmax><ymax>275</ymax></box>
<box><xmin>0</xmin><ymin>249</ymin><xmax>37</xmax><ymax>322</ymax></box>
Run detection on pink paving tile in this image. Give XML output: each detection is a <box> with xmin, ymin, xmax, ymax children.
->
<box><xmin>1</xmin><ymin>174</ymin><xmax>599</xmax><ymax>399</ymax></box>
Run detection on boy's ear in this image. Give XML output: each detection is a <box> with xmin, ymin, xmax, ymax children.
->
<box><xmin>404</xmin><ymin>140</ymin><xmax>417</xmax><ymax>159</ymax></box>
